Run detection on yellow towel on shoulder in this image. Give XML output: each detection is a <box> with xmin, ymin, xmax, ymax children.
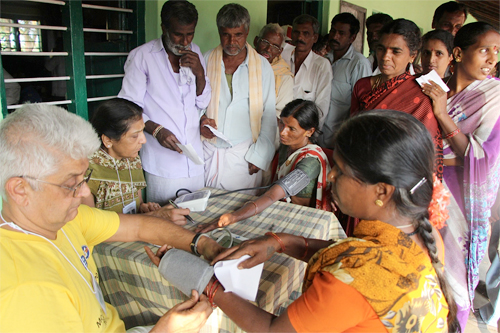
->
<box><xmin>206</xmin><ymin>42</ymin><xmax>263</xmax><ymax>143</ymax></box>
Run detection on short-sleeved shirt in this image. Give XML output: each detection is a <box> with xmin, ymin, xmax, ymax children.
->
<box><xmin>287</xmin><ymin>272</ymin><xmax>386</xmax><ymax>332</ymax></box>
<box><xmin>0</xmin><ymin>205</ymin><xmax>124</xmax><ymax>332</ymax></box>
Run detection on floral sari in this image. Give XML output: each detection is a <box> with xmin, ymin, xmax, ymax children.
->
<box><xmin>441</xmin><ymin>77</ymin><xmax>500</xmax><ymax>327</ymax></box>
<box><xmin>276</xmin><ymin>144</ymin><xmax>331</xmax><ymax>211</ymax></box>
<box><xmin>304</xmin><ymin>220</ymin><xmax>449</xmax><ymax>332</ymax></box>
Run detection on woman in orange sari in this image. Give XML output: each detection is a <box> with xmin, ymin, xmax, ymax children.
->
<box><xmin>150</xmin><ymin>111</ymin><xmax>459</xmax><ymax>332</ymax></box>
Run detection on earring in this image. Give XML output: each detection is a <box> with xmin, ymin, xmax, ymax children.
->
<box><xmin>375</xmin><ymin>199</ymin><xmax>383</xmax><ymax>207</ymax></box>
<box><xmin>107</xmin><ymin>145</ymin><xmax>111</xmax><ymax>148</ymax></box>
<box><xmin>455</xmin><ymin>58</ymin><xmax>461</xmax><ymax>63</ymax></box>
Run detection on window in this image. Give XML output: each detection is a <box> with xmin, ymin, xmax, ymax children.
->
<box><xmin>0</xmin><ymin>18</ymin><xmax>42</xmax><ymax>52</ymax></box>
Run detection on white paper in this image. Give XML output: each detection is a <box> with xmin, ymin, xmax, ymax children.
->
<box><xmin>214</xmin><ymin>255</ymin><xmax>263</xmax><ymax>301</ymax></box>
<box><xmin>415</xmin><ymin>69</ymin><xmax>450</xmax><ymax>92</ymax></box>
<box><xmin>176</xmin><ymin>143</ymin><xmax>204</xmax><ymax>165</ymax></box>
<box><xmin>204</xmin><ymin>125</ymin><xmax>233</xmax><ymax>146</ymax></box>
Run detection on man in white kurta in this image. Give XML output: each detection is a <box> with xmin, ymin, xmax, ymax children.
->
<box><xmin>203</xmin><ymin>3</ymin><xmax>276</xmax><ymax>194</ymax></box>
<box><xmin>280</xmin><ymin>14</ymin><xmax>332</xmax><ymax>129</ymax></box>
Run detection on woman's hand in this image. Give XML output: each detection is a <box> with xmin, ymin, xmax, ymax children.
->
<box><xmin>145</xmin><ymin>244</ymin><xmax>172</xmax><ymax>267</ymax></box>
<box><xmin>422</xmin><ymin>81</ymin><xmax>448</xmax><ymax>120</ymax></box>
<box><xmin>150</xmin><ymin>290</ymin><xmax>213</xmax><ymax>333</ymax></box>
<box><xmin>195</xmin><ymin>213</ymin><xmax>236</xmax><ymax>233</ymax></box>
<box><xmin>148</xmin><ymin>204</ymin><xmax>190</xmax><ymax>225</ymax></box>
<box><xmin>210</xmin><ymin>234</ymin><xmax>280</xmax><ymax>269</ymax></box>
<box><xmin>140</xmin><ymin>202</ymin><xmax>161</xmax><ymax>213</ymax></box>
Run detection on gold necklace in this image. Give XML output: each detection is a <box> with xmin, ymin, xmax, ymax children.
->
<box><xmin>372</xmin><ymin>75</ymin><xmax>383</xmax><ymax>90</ymax></box>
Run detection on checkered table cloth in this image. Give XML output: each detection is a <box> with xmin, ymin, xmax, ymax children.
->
<box><xmin>93</xmin><ymin>188</ymin><xmax>345</xmax><ymax>332</ymax></box>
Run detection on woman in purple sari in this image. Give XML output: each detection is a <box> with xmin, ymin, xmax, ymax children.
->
<box><xmin>422</xmin><ymin>22</ymin><xmax>500</xmax><ymax>329</ymax></box>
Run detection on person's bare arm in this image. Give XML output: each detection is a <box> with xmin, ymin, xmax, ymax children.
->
<box><xmin>106</xmin><ymin>214</ymin><xmax>222</xmax><ymax>260</ymax></box>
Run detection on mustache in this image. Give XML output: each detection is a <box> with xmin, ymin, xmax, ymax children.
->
<box><xmin>295</xmin><ymin>40</ymin><xmax>306</xmax><ymax>45</ymax></box>
<box><xmin>329</xmin><ymin>39</ymin><xmax>339</xmax><ymax>45</ymax></box>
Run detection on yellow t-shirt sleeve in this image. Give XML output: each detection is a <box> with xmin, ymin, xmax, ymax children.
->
<box><xmin>75</xmin><ymin>205</ymin><xmax>120</xmax><ymax>247</ymax></box>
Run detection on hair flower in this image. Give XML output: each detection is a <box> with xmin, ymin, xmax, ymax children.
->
<box><xmin>428</xmin><ymin>173</ymin><xmax>450</xmax><ymax>229</ymax></box>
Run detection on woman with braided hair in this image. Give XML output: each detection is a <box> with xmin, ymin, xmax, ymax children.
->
<box><xmin>149</xmin><ymin>110</ymin><xmax>460</xmax><ymax>332</ymax></box>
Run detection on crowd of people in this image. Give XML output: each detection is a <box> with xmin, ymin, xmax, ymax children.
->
<box><xmin>1</xmin><ymin>0</ymin><xmax>500</xmax><ymax>332</ymax></box>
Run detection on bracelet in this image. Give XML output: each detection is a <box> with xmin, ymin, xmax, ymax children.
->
<box><xmin>190</xmin><ymin>233</ymin><xmax>206</xmax><ymax>256</ymax></box>
<box><xmin>245</xmin><ymin>201</ymin><xmax>258</xmax><ymax>215</ymax></box>
<box><xmin>265</xmin><ymin>231</ymin><xmax>286</xmax><ymax>253</ymax></box>
<box><xmin>443</xmin><ymin>128</ymin><xmax>460</xmax><ymax>140</ymax></box>
<box><xmin>152</xmin><ymin>125</ymin><xmax>164</xmax><ymax>139</ymax></box>
<box><xmin>209</xmin><ymin>282</ymin><xmax>221</xmax><ymax>308</ymax></box>
<box><xmin>300</xmin><ymin>236</ymin><xmax>309</xmax><ymax>260</ymax></box>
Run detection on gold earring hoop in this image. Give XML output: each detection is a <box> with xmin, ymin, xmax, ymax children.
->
<box><xmin>375</xmin><ymin>199</ymin><xmax>383</xmax><ymax>207</ymax></box>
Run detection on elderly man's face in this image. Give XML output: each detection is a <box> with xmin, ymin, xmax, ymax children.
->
<box><xmin>292</xmin><ymin>22</ymin><xmax>318</xmax><ymax>53</ymax></box>
<box><xmin>254</xmin><ymin>31</ymin><xmax>283</xmax><ymax>63</ymax></box>
<box><xmin>219</xmin><ymin>25</ymin><xmax>248</xmax><ymax>56</ymax></box>
<box><xmin>22</xmin><ymin>157</ymin><xmax>91</xmax><ymax>238</ymax></box>
<box><xmin>161</xmin><ymin>18</ymin><xmax>196</xmax><ymax>56</ymax></box>
<box><xmin>433</xmin><ymin>10</ymin><xmax>465</xmax><ymax>36</ymax></box>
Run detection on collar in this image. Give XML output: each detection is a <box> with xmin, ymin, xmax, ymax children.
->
<box><xmin>291</xmin><ymin>49</ymin><xmax>314</xmax><ymax>70</ymax></box>
<box><xmin>332</xmin><ymin>44</ymin><xmax>354</xmax><ymax>62</ymax></box>
<box><xmin>151</xmin><ymin>38</ymin><xmax>166</xmax><ymax>53</ymax></box>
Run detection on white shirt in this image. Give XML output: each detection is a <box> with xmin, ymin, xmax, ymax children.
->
<box><xmin>281</xmin><ymin>46</ymin><xmax>333</xmax><ymax>128</ymax></box>
<box><xmin>203</xmin><ymin>48</ymin><xmax>277</xmax><ymax>171</ymax></box>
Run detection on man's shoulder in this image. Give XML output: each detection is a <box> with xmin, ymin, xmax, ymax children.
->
<box><xmin>130</xmin><ymin>38</ymin><xmax>161</xmax><ymax>55</ymax></box>
<box><xmin>349</xmin><ymin>49</ymin><xmax>371</xmax><ymax>66</ymax></box>
<box><xmin>310</xmin><ymin>52</ymin><xmax>332</xmax><ymax>69</ymax></box>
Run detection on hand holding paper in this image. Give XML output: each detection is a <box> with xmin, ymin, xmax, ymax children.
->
<box><xmin>416</xmin><ymin>70</ymin><xmax>450</xmax><ymax>92</ymax></box>
<box><xmin>204</xmin><ymin>124</ymin><xmax>233</xmax><ymax>146</ymax></box>
<box><xmin>214</xmin><ymin>255</ymin><xmax>263</xmax><ymax>301</ymax></box>
<box><xmin>176</xmin><ymin>143</ymin><xmax>204</xmax><ymax>165</ymax></box>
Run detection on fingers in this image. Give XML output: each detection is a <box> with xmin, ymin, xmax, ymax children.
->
<box><xmin>210</xmin><ymin>245</ymin><xmax>241</xmax><ymax>265</ymax></box>
<box><xmin>144</xmin><ymin>246</ymin><xmax>161</xmax><ymax>267</ymax></box>
<box><xmin>196</xmin><ymin>221</ymin><xmax>218</xmax><ymax>233</ymax></box>
<box><xmin>175</xmin><ymin>290</ymin><xmax>200</xmax><ymax>311</ymax></box>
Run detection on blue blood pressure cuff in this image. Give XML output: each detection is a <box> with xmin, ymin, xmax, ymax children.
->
<box><xmin>274</xmin><ymin>169</ymin><xmax>311</xmax><ymax>197</ymax></box>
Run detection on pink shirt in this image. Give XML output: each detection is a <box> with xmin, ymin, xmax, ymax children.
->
<box><xmin>119</xmin><ymin>39</ymin><xmax>211</xmax><ymax>179</ymax></box>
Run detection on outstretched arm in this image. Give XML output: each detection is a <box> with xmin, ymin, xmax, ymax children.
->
<box><xmin>196</xmin><ymin>185</ymin><xmax>286</xmax><ymax>233</ymax></box>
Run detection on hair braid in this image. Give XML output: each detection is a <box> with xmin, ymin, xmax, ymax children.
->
<box><xmin>416</xmin><ymin>216</ymin><xmax>461</xmax><ymax>332</ymax></box>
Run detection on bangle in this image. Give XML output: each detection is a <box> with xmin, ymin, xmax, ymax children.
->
<box><xmin>443</xmin><ymin>128</ymin><xmax>460</xmax><ymax>140</ymax></box>
<box><xmin>246</xmin><ymin>201</ymin><xmax>258</xmax><ymax>215</ymax></box>
<box><xmin>152</xmin><ymin>125</ymin><xmax>164</xmax><ymax>139</ymax></box>
<box><xmin>300</xmin><ymin>236</ymin><xmax>309</xmax><ymax>260</ymax></box>
<box><xmin>209</xmin><ymin>282</ymin><xmax>221</xmax><ymax>308</ymax></box>
<box><xmin>190</xmin><ymin>233</ymin><xmax>206</xmax><ymax>256</ymax></box>
<box><xmin>265</xmin><ymin>231</ymin><xmax>286</xmax><ymax>253</ymax></box>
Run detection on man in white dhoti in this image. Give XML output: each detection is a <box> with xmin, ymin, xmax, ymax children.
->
<box><xmin>203</xmin><ymin>3</ymin><xmax>276</xmax><ymax>194</ymax></box>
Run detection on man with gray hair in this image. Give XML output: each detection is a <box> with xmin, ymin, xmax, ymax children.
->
<box><xmin>253</xmin><ymin>23</ymin><xmax>293</xmax><ymax>122</ymax></box>
<box><xmin>0</xmin><ymin>104</ymin><xmax>220</xmax><ymax>332</ymax></box>
<box><xmin>280</xmin><ymin>14</ymin><xmax>332</xmax><ymax>129</ymax></box>
<box><xmin>203</xmin><ymin>3</ymin><xmax>276</xmax><ymax>193</ymax></box>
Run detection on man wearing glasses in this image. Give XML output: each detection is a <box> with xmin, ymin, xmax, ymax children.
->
<box><xmin>253</xmin><ymin>23</ymin><xmax>294</xmax><ymax>135</ymax></box>
<box><xmin>0</xmin><ymin>104</ymin><xmax>220</xmax><ymax>332</ymax></box>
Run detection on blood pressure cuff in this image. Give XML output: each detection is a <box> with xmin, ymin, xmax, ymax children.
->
<box><xmin>274</xmin><ymin>168</ymin><xmax>311</xmax><ymax>197</ymax></box>
<box><xmin>158</xmin><ymin>248</ymin><xmax>214</xmax><ymax>297</ymax></box>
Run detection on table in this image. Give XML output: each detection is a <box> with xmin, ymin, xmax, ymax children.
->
<box><xmin>93</xmin><ymin>188</ymin><xmax>346</xmax><ymax>332</ymax></box>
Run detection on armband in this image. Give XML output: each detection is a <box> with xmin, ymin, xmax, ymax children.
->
<box><xmin>274</xmin><ymin>169</ymin><xmax>311</xmax><ymax>197</ymax></box>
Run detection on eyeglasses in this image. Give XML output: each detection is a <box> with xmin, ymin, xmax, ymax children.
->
<box><xmin>21</xmin><ymin>169</ymin><xmax>93</xmax><ymax>197</ymax></box>
<box><xmin>258</xmin><ymin>38</ymin><xmax>282</xmax><ymax>52</ymax></box>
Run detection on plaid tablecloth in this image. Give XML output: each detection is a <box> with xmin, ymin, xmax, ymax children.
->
<box><xmin>93</xmin><ymin>188</ymin><xmax>345</xmax><ymax>332</ymax></box>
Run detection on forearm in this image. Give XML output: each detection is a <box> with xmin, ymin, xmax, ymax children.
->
<box><xmin>435</xmin><ymin>114</ymin><xmax>469</xmax><ymax>158</ymax></box>
<box><xmin>232</xmin><ymin>186</ymin><xmax>285</xmax><ymax>222</ymax></box>
<box><xmin>214</xmin><ymin>290</ymin><xmax>278</xmax><ymax>332</ymax></box>
<box><xmin>196</xmin><ymin>74</ymin><xmax>206</xmax><ymax>96</ymax></box>
<box><xmin>275</xmin><ymin>233</ymin><xmax>334</xmax><ymax>262</ymax></box>
<box><xmin>145</xmin><ymin>120</ymin><xmax>161</xmax><ymax>135</ymax></box>
<box><xmin>108</xmin><ymin>214</ymin><xmax>194</xmax><ymax>253</ymax></box>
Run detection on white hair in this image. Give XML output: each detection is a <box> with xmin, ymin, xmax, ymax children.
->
<box><xmin>258</xmin><ymin>23</ymin><xmax>286</xmax><ymax>48</ymax></box>
<box><xmin>0</xmin><ymin>104</ymin><xmax>100</xmax><ymax>200</ymax></box>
